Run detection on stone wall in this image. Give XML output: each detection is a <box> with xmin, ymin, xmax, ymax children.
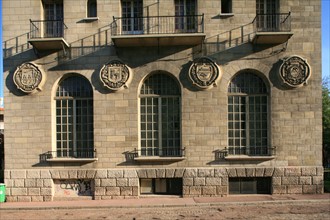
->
<box><xmin>4</xmin><ymin>166</ymin><xmax>323</xmax><ymax>201</ymax></box>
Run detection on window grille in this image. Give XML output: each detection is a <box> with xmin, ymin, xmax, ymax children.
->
<box><xmin>228</xmin><ymin>73</ymin><xmax>269</xmax><ymax>156</ymax></box>
<box><xmin>140</xmin><ymin>73</ymin><xmax>181</xmax><ymax>157</ymax></box>
<box><xmin>55</xmin><ymin>75</ymin><xmax>94</xmax><ymax>158</ymax></box>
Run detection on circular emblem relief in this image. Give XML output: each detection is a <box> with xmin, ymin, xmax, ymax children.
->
<box><xmin>99</xmin><ymin>60</ymin><xmax>131</xmax><ymax>91</ymax></box>
<box><xmin>13</xmin><ymin>62</ymin><xmax>45</xmax><ymax>93</ymax></box>
<box><xmin>279</xmin><ymin>55</ymin><xmax>311</xmax><ymax>88</ymax></box>
<box><xmin>188</xmin><ymin>57</ymin><xmax>221</xmax><ymax>89</ymax></box>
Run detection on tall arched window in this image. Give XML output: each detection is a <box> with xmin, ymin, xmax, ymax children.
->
<box><xmin>139</xmin><ymin>73</ymin><xmax>181</xmax><ymax>157</ymax></box>
<box><xmin>55</xmin><ymin>75</ymin><xmax>94</xmax><ymax>158</ymax></box>
<box><xmin>87</xmin><ymin>0</ymin><xmax>97</xmax><ymax>17</ymax></box>
<box><xmin>228</xmin><ymin>72</ymin><xmax>270</xmax><ymax>156</ymax></box>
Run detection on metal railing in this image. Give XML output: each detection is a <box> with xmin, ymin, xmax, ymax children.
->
<box><xmin>112</xmin><ymin>14</ymin><xmax>204</xmax><ymax>36</ymax></box>
<box><xmin>253</xmin><ymin>13</ymin><xmax>291</xmax><ymax>32</ymax></box>
<box><xmin>41</xmin><ymin>149</ymin><xmax>97</xmax><ymax>160</ymax></box>
<box><xmin>2</xmin><ymin>31</ymin><xmax>32</xmax><ymax>58</ymax></box>
<box><xmin>225</xmin><ymin>146</ymin><xmax>276</xmax><ymax>156</ymax></box>
<box><xmin>135</xmin><ymin>147</ymin><xmax>185</xmax><ymax>157</ymax></box>
<box><xmin>30</xmin><ymin>19</ymin><xmax>68</xmax><ymax>38</ymax></box>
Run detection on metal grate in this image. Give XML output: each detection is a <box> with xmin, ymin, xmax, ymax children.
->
<box><xmin>55</xmin><ymin>76</ymin><xmax>94</xmax><ymax>158</ymax></box>
<box><xmin>140</xmin><ymin>74</ymin><xmax>181</xmax><ymax>157</ymax></box>
<box><xmin>228</xmin><ymin>73</ymin><xmax>269</xmax><ymax>156</ymax></box>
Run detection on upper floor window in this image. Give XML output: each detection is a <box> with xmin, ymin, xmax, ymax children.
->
<box><xmin>55</xmin><ymin>75</ymin><xmax>94</xmax><ymax>158</ymax></box>
<box><xmin>256</xmin><ymin>0</ymin><xmax>280</xmax><ymax>31</ymax></box>
<box><xmin>175</xmin><ymin>0</ymin><xmax>197</xmax><ymax>32</ymax></box>
<box><xmin>43</xmin><ymin>0</ymin><xmax>64</xmax><ymax>37</ymax></box>
<box><xmin>221</xmin><ymin>0</ymin><xmax>232</xmax><ymax>14</ymax></box>
<box><xmin>139</xmin><ymin>73</ymin><xmax>182</xmax><ymax>157</ymax></box>
<box><xmin>121</xmin><ymin>0</ymin><xmax>143</xmax><ymax>34</ymax></box>
<box><xmin>87</xmin><ymin>0</ymin><xmax>97</xmax><ymax>17</ymax></box>
<box><xmin>228</xmin><ymin>72</ymin><xmax>270</xmax><ymax>156</ymax></box>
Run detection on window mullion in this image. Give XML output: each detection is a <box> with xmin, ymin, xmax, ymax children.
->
<box><xmin>158</xmin><ymin>97</ymin><xmax>162</xmax><ymax>154</ymax></box>
<box><xmin>246</xmin><ymin>96</ymin><xmax>250</xmax><ymax>151</ymax></box>
<box><xmin>73</xmin><ymin>99</ymin><xmax>77</xmax><ymax>157</ymax></box>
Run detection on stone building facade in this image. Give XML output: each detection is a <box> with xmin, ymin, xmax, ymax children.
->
<box><xmin>2</xmin><ymin>0</ymin><xmax>323</xmax><ymax>202</ymax></box>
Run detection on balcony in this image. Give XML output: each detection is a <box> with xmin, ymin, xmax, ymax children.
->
<box><xmin>127</xmin><ymin>147</ymin><xmax>185</xmax><ymax>162</ymax></box>
<box><xmin>252</xmin><ymin>13</ymin><xmax>293</xmax><ymax>45</ymax></box>
<box><xmin>40</xmin><ymin>150</ymin><xmax>98</xmax><ymax>163</ymax></box>
<box><xmin>214</xmin><ymin>146</ymin><xmax>276</xmax><ymax>161</ymax></box>
<box><xmin>111</xmin><ymin>15</ymin><xmax>205</xmax><ymax>47</ymax></box>
<box><xmin>28</xmin><ymin>19</ymin><xmax>69</xmax><ymax>51</ymax></box>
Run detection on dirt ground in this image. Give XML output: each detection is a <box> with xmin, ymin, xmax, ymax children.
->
<box><xmin>1</xmin><ymin>202</ymin><xmax>329</xmax><ymax>220</ymax></box>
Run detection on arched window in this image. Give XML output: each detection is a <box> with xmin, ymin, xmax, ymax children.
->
<box><xmin>228</xmin><ymin>72</ymin><xmax>270</xmax><ymax>156</ymax></box>
<box><xmin>139</xmin><ymin>73</ymin><xmax>181</xmax><ymax>157</ymax></box>
<box><xmin>55</xmin><ymin>75</ymin><xmax>94</xmax><ymax>158</ymax></box>
<box><xmin>87</xmin><ymin>0</ymin><xmax>97</xmax><ymax>17</ymax></box>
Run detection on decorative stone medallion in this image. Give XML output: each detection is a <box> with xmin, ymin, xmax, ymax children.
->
<box><xmin>13</xmin><ymin>62</ymin><xmax>45</xmax><ymax>93</ymax></box>
<box><xmin>188</xmin><ymin>57</ymin><xmax>221</xmax><ymax>89</ymax></box>
<box><xmin>279</xmin><ymin>55</ymin><xmax>311</xmax><ymax>88</ymax></box>
<box><xmin>100</xmin><ymin>60</ymin><xmax>131</xmax><ymax>90</ymax></box>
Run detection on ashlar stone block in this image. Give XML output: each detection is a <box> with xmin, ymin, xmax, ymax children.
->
<box><xmin>106</xmin><ymin>187</ymin><xmax>120</xmax><ymax>196</ymax></box>
<box><xmin>174</xmin><ymin>168</ymin><xmax>185</xmax><ymax>178</ymax></box>
<box><xmin>165</xmin><ymin>169</ymin><xmax>175</xmax><ymax>178</ymax></box>
<box><xmin>194</xmin><ymin>177</ymin><xmax>206</xmax><ymax>186</ymax></box>
<box><xmin>301</xmin><ymin>167</ymin><xmax>316</xmax><ymax>176</ymax></box>
<box><xmin>184</xmin><ymin>169</ymin><xmax>197</xmax><ymax>177</ymax></box>
<box><xmin>202</xmin><ymin>186</ymin><xmax>216</xmax><ymax>195</ymax></box>
<box><xmin>206</xmin><ymin>177</ymin><xmax>221</xmax><ymax>186</ymax></box>
<box><xmin>11</xmin><ymin>170</ymin><xmax>26</xmax><ymax>179</ymax></box>
<box><xmin>26</xmin><ymin>170</ymin><xmax>40</xmax><ymax>179</ymax></box>
<box><xmin>124</xmin><ymin>170</ymin><xmax>137</xmax><ymax>178</ymax></box>
<box><xmin>108</xmin><ymin>170</ymin><xmax>124</xmax><ymax>178</ymax></box>
<box><xmin>282</xmin><ymin>177</ymin><xmax>299</xmax><ymax>185</ymax></box>
<box><xmin>198</xmin><ymin>169</ymin><xmax>214</xmax><ymax>177</ymax></box>
<box><xmin>183</xmin><ymin>178</ymin><xmax>194</xmax><ymax>186</ymax></box>
<box><xmin>101</xmin><ymin>179</ymin><xmax>116</xmax><ymax>187</ymax></box>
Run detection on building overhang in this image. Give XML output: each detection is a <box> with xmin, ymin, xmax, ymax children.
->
<box><xmin>253</xmin><ymin>32</ymin><xmax>294</xmax><ymax>45</ymax></box>
<box><xmin>112</xmin><ymin>34</ymin><xmax>206</xmax><ymax>47</ymax></box>
<box><xmin>28</xmin><ymin>38</ymin><xmax>70</xmax><ymax>51</ymax></box>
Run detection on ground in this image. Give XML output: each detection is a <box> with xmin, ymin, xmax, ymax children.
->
<box><xmin>1</xmin><ymin>201</ymin><xmax>329</xmax><ymax>220</ymax></box>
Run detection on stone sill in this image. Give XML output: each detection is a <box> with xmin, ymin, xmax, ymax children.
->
<box><xmin>225</xmin><ymin>155</ymin><xmax>275</xmax><ymax>161</ymax></box>
<box><xmin>46</xmin><ymin>158</ymin><xmax>98</xmax><ymax>163</ymax></box>
<box><xmin>81</xmin><ymin>17</ymin><xmax>99</xmax><ymax>22</ymax></box>
<box><xmin>134</xmin><ymin>156</ymin><xmax>185</xmax><ymax>162</ymax></box>
<box><xmin>219</xmin><ymin>13</ymin><xmax>234</xmax><ymax>17</ymax></box>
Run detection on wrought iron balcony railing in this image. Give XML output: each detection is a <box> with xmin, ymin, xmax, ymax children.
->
<box><xmin>111</xmin><ymin>14</ymin><xmax>204</xmax><ymax>36</ymax></box>
<box><xmin>29</xmin><ymin>19</ymin><xmax>68</xmax><ymax>39</ymax></box>
<box><xmin>253</xmin><ymin>13</ymin><xmax>291</xmax><ymax>32</ymax></box>
<box><xmin>225</xmin><ymin>146</ymin><xmax>276</xmax><ymax>157</ymax></box>
<box><xmin>41</xmin><ymin>149</ymin><xmax>97</xmax><ymax>160</ymax></box>
<box><xmin>135</xmin><ymin>147</ymin><xmax>185</xmax><ymax>157</ymax></box>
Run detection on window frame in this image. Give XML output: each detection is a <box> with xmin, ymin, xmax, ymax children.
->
<box><xmin>220</xmin><ymin>0</ymin><xmax>233</xmax><ymax>15</ymax></box>
<box><xmin>87</xmin><ymin>0</ymin><xmax>97</xmax><ymax>18</ymax></box>
<box><xmin>227</xmin><ymin>72</ymin><xmax>271</xmax><ymax>157</ymax></box>
<box><xmin>138</xmin><ymin>73</ymin><xmax>183</xmax><ymax>159</ymax></box>
<box><xmin>53</xmin><ymin>75</ymin><xmax>95</xmax><ymax>160</ymax></box>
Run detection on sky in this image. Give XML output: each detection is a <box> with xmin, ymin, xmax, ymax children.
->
<box><xmin>0</xmin><ymin>0</ymin><xmax>329</xmax><ymax>107</ymax></box>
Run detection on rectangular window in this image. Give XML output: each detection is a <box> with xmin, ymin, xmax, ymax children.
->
<box><xmin>221</xmin><ymin>0</ymin><xmax>232</xmax><ymax>14</ymax></box>
<box><xmin>140</xmin><ymin>178</ymin><xmax>183</xmax><ymax>195</ymax></box>
<box><xmin>121</xmin><ymin>0</ymin><xmax>143</xmax><ymax>34</ymax></box>
<box><xmin>43</xmin><ymin>0</ymin><xmax>64</xmax><ymax>37</ymax></box>
<box><xmin>175</xmin><ymin>0</ymin><xmax>197</xmax><ymax>32</ymax></box>
<box><xmin>229</xmin><ymin>177</ymin><xmax>271</xmax><ymax>194</ymax></box>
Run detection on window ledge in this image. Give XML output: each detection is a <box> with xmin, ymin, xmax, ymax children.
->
<box><xmin>46</xmin><ymin>158</ymin><xmax>98</xmax><ymax>162</ymax></box>
<box><xmin>134</xmin><ymin>156</ymin><xmax>185</xmax><ymax>162</ymax></box>
<box><xmin>225</xmin><ymin>155</ymin><xmax>275</xmax><ymax>161</ymax></box>
<box><xmin>219</xmin><ymin>13</ymin><xmax>234</xmax><ymax>17</ymax></box>
<box><xmin>81</xmin><ymin>17</ymin><xmax>99</xmax><ymax>22</ymax></box>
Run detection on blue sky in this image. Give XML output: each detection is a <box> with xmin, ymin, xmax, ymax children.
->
<box><xmin>0</xmin><ymin>1</ymin><xmax>329</xmax><ymax>105</ymax></box>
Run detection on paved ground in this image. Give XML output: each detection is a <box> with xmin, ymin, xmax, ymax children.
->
<box><xmin>0</xmin><ymin>194</ymin><xmax>329</xmax><ymax>220</ymax></box>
